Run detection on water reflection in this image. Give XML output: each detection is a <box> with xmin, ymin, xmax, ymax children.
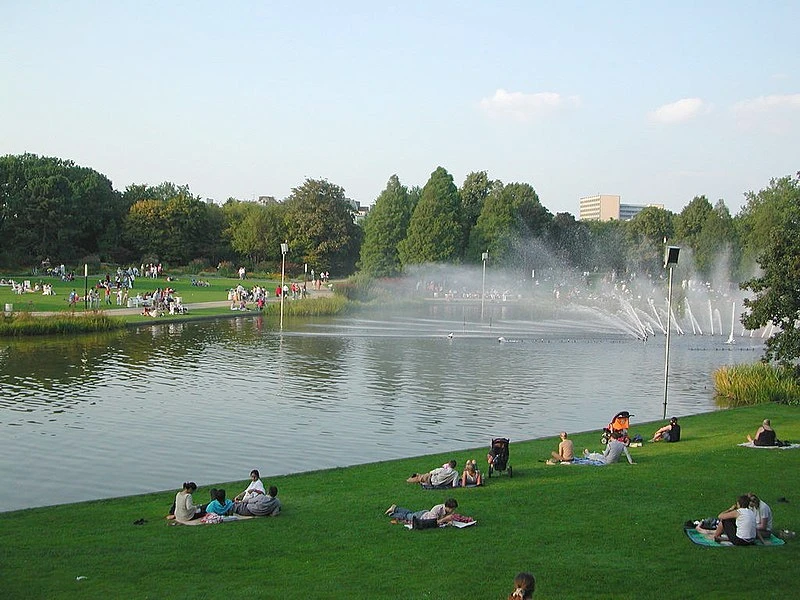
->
<box><xmin>0</xmin><ymin>307</ymin><xmax>764</xmax><ymax>512</ymax></box>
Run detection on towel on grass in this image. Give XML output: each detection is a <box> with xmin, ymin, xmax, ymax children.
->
<box><xmin>566</xmin><ymin>457</ymin><xmax>606</xmax><ymax>466</ymax></box>
<box><xmin>685</xmin><ymin>527</ymin><xmax>785</xmax><ymax>547</ymax></box>
<box><xmin>738</xmin><ymin>441</ymin><xmax>800</xmax><ymax>450</ymax></box>
<box><xmin>174</xmin><ymin>515</ymin><xmax>254</xmax><ymax>526</ymax></box>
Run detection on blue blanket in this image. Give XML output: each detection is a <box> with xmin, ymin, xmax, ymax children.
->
<box><xmin>567</xmin><ymin>457</ymin><xmax>605</xmax><ymax>466</ymax></box>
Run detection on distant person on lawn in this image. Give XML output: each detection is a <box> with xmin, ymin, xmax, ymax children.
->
<box><xmin>234</xmin><ymin>485</ymin><xmax>281</xmax><ymax>516</ymax></box>
<box><xmin>550</xmin><ymin>431</ymin><xmax>575</xmax><ymax>462</ymax></box>
<box><xmin>583</xmin><ymin>431</ymin><xmax>635</xmax><ymax>464</ymax></box>
<box><xmin>705</xmin><ymin>494</ymin><xmax>756</xmax><ymax>545</ymax></box>
<box><xmin>651</xmin><ymin>417</ymin><xmax>681</xmax><ymax>442</ymax></box>
<box><xmin>384</xmin><ymin>498</ymin><xmax>458</xmax><ymax>526</ymax></box>
<box><xmin>747</xmin><ymin>419</ymin><xmax>777</xmax><ymax>446</ymax></box>
<box><xmin>407</xmin><ymin>459</ymin><xmax>458</xmax><ymax>486</ymax></box>
<box><xmin>234</xmin><ymin>469</ymin><xmax>265</xmax><ymax>501</ymax></box>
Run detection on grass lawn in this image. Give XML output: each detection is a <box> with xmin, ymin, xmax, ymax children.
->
<box><xmin>0</xmin><ymin>273</ymin><xmax>282</xmax><ymax>313</ymax></box>
<box><xmin>1</xmin><ymin>405</ymin><xmax>798</xmax><ymax>599</ymax></box>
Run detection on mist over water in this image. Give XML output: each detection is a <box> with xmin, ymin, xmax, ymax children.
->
<box><xmin>0</xmin><ymin>281</ymin><xmax>766</xmax><ymax>512</ymax></box>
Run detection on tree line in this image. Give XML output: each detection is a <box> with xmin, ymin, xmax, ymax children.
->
<box><xmin>0</xmin><ymin>153</ymin><xmax>794</xmax><ymax>286</ymax></box>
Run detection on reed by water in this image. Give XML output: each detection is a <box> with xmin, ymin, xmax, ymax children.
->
<box><xmin>714</xmin><ymin>362</ymin><xmax>800</xmax><ymax>407</ymax></box>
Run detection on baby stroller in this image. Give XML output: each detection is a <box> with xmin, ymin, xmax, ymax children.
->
<box><xmin>487</xmin><ymin>438</ymin><xmax>512</xmax><ymax>478</ymax></box>
<box><xmin>601</xmin><ymin>411</ymin><xmax>633</xmax><ymax>445</ymax></box>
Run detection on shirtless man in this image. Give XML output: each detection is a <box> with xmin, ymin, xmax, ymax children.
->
<box><xmin>550</xmin><ymin>432</ymin><xmax>574</xmax><ymax>463</ymax></box>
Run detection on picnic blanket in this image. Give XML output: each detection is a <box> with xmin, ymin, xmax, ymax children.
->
<box><xmin>421</xmin><ymin>481</ymin><xmax>479</xmax><ymax>490</ymax></box>
<box><xmin>400</xmin><ymin>514</ymin><xmax>477</xmax><ymax>530</ymax></box>
<box><xmin>738</xmin><ymin>441</ymin><xmax>800</xmax><ymax>449</ymax></box>
<box><xmin>563</xmin><ymin>457</ymin><xmax>605</xmax><ymax>466</ymax></box>
<box><xmin>173</xmin><ymin>515</ymin><xmax>254</xmax><ymax>526</ymax></box>
<box><xmin>685</xmin><ymin>527</ymin><xmax>785</xmax><ymax>547</ymax></box>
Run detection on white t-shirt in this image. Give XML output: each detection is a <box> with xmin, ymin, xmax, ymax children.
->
<box><xmin>242</xmin><ymin>479</ymin><xmax>265</xmax><ymax>500</ymax></box>
<box><xmin>754</xmin><ymin>502</ymin><xmax>773</xmax><ymax>532</ymax></box>
<box><xmin>735</xmin><ymin>508</ymin><xmax>757</xmax><ymax>541</ymax></box>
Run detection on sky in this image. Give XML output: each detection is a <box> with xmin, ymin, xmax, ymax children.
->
<box><xmin>2</xmin><ymin>1</ymin><xmax>799</xmax><ymax>216</ymax></box>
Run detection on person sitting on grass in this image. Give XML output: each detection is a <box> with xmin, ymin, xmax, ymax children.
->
<box><xmin>747</xmin><ymin>419</ymin><xmax>777</xmax><ymax>446</ymax></box>
<box><xmin>234</xmin><ymin>469</ymin><xmax>265</xmax><ymax>501</ymax></box>
<box><xmin>170</xmin><ymin>482</ymin><xmax>205</xmax><ymax>522</ymax></box>
<box><xmin>407</xmin><ymin>459</ymin><xmax>458</xmax><ymax>486</ymax></box>
<box><xmin>703</xmin><ymin>494</ymin><xmax>756</xmax><ymax>545</ymax></box>
<box><xmin>205</xmin><ymin>488</ymin><xmax>234</xmax><ymax>516</ymax></box>
<box><xmin>583</xmin><ymin>431</ymin><xmax>635</xmax><ymax>464</ymax></box>
<box><xmin>508</xmin><ymin>571</ymin><xmax>536</xmax><ymax>599</ymax></box>
<box><xmin>651</xmin><ymin>417</ymin><xmax>681</xmax><ymax>442</ymax></box>
<box><xmin>548</xmin><ymin>431</ymin><xmax>574</xmax><ymax>463</ymax></box>
<box><xmin>384</xmin><ymin>498</ymin><xmax>458</xmax><ymax>527</ymax></box>
<box><xmin>461</xmin><ymin>459</ymin><xmax>482</xmax><ymax>487</ymax></box>
<box><xmin>234</xmin><ymin>485</ymin><xmax>281</xmax><ymax>517</ymax></box>
<box><xmin>749</xmin><ymin>493</ymin><xmax>773</xmax><ymax>539</ymax></box>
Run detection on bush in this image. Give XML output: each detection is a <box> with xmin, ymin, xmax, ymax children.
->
<box><xmin>187</xmin><ymin>258</ymin><xmax>210</xmax><ymax>274</ymax></box>
<box><xmin>714</xmin><ymin>362</ymin><xmax>800</xmax><ymax>407</ymax></box>
<box><xmin>0</xmin><ymin>313</ymin><xmax>126</xmax><ymax>336</ymax></box>
<box><xmin>216</xmin><ymin>261</ymin><xmax>235</xmax><ymax>277</ymax></box>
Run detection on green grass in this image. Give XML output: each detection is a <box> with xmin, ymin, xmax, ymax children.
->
<box><xmin>1</xmin><ymin>405</ymin><xmax>798</xmax><ymax>599</ymax></box>
<box><xmin>714</xmin><ymin>363</ymin><xmax>800</xmax><ymax>407</ymax></box>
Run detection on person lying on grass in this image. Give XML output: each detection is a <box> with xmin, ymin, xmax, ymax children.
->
<box><xmin>406</xmin><ymin>459</ymin><xmax>458</xmax><ymax>486</ymax></box>
<box><xmin>384</xmin><ymin>498</ymin><xmax>458</xmax><ymax>526</ymax></box>
<box><xmin>583</xmin><ymin>431</ymin><xmax>636</xmax><ymax>464</ymax></box>
<box><xmin>233</xmin><ymin>485</ymin><xmax>281</xmax><ymax>517</ymax></box>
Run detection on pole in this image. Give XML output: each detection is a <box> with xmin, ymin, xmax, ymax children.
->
<box><xmin>481</xmin><ymin>251</ymin><xmax>488</xmax><ymax>321</ymax></box>
<box><xmin>662</xmin><ymin>265</ymin><xmax>674</xmax><ymax>419</ymax></box>
<box><xmin>280</xmin><ymin>241</ymin><xmax>288</xmax><ymax>330</ymax></box>
<box><xmin>84</xmin><ymin>264</ymin><xmax>88</xmax><ymax>310</ymax></box>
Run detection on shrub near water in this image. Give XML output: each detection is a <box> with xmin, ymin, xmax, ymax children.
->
<box><xmin>264</xmin><ymin>295</ymin><xmax>348</xmax><ymax>317</ymax></box>
<box><xmin>714</xmin><ymin>362</ymin><xmax>800</xmax><ymax>407</ymax></box>
<box><xmin>0</xmin><ymin>312</ymin><xmax>125</xmax><ymax>336</ymax></box>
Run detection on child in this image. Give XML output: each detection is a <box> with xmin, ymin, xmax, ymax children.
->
<box><xmin>205</xmin><ymin>488</ymin><xmax>234</xmax><ymax>516</ymax></box>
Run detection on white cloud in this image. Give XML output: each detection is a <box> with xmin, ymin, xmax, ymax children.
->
<box><xmin>649</xmin><ymin>98</ymin><xmax>706</xmax><ymax>124</ymax></box>
<box><xmin>479</xmin><ymin>89</ymin><xmax>580</xmax><ymax>122</ymax></box>
<box><xmin>732</xmin><ymin>93</ymin><xmax>800</xmax><ymax>115</ymax></box>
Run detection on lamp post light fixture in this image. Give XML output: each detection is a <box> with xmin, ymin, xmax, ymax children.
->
<box><xmin>481</xmin><ymin>251</ymin><xmax>489</xmax><ymax>321</ymax></box>
<box><xmin>280</xmin><ymin>241</ymin><xmax>289</xmax><ymax>329</ymax></box>
<box><xmin>663</xmin><ymin>246</ymin><xmax>680</xmax><ymax>419</ymax></box>
<box><xmin>84</xmin><ymin>264</ymin><xmax>88</xmax><ymax>310</ymax></box>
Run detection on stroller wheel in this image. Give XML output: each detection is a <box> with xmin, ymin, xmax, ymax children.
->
<box><xmin>508</xmin><ymin>465</ymin><xmax>513</xmax><ymax>478</ymax></box>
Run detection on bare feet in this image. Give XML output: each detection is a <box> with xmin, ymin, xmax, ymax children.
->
<box><xmin>384</xmin><ymin>504</ymin><xmax>396</xmax><ymax>515</ymax></box>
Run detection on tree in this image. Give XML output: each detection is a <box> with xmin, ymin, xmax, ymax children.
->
<box><xmin>741</xmin><ymin>175</ymin><xmax>800</xmax><ymax>369</ymax></box>
<box><xmin>398</xmin><ymin>167</ymin><xmax>463</xmax><ymax>265</ymax></box>
<box><xmin>358</xmin><ymin>175</ymin><xmax>414</xmax><ymax>277</ymax></box>
<box><xmin>467</xmin><ymin>182</ymin><xmax>551</xmax><ymax>266</ymax></box>
<box><xmin>694</xmin><ymin>200</ymin><xmax>739</xmax><ymax>282</ymax></box>
<box><xmin>459</xmin><ymin>171</ymin><xmax>498</xmax><ymax>258</ymax></box>
<box><xmin>223</xmin><ymin>200</ymin><xmax>285</xmax><ymax>266</ymax></box>
<box><xmin>0</xmin><ymin>154</ymin><xmax>121</xmax><ymax>265</ymax></box>
<box><xmin>283</xmin><ymin>178</ymin><xmax>362</xmax><ymax>275</ymax></box>
<box><xmin>625</xmin><ymin>206</ymin><xmax>675</xmax><ymax>275</ymax></box>
<box><xmin>545</xmin><ymin>212</ymin><xmax>591</xmax><ymax>269</ymax></box>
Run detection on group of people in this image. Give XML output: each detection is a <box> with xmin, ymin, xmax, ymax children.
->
<box><xmin>698</xmin><ymin>492</ymin><xmax>774</xmax><ymax>545</ymax></box>
<box><xmin>168</xmin><ymin>469</ymin><xmax>281</xmax><ymax>522</ymax></box>
<box><xmin>405</xmin><ymin>458</ymin><xmax>484</xmax><ymax>488</ymax></box>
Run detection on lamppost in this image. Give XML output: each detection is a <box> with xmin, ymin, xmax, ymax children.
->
<box><xmin>84</xmin><ymin>264</ymin><xmax>88</xmax><ymax>310</ymax></box>
<box><xmin>663</xmin><ymin>246</ymin><xmax>680</xmax><ymax>419</ymax></box>
<box><xmin>280</xmin><ymin>241</ymin><xmax>289</xmax><ymax>329</ymax></box>
<box><xmin>481</xmin><ymin>251</ymin><xmax>489</xmax><ymax>320</ymax></box>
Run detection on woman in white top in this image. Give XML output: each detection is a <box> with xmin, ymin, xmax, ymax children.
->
<box><xmin>234</xmin><ymin>469</ymin><xmax>265</xmax><ymax>502</ymax></box>
<box><xmin>710</xmin><ymin>494</ymin><xmax>756</xmax><ymax>545</ymax></box>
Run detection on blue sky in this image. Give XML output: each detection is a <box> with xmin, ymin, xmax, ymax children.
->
<box><xmin>2</xmin><ymin>1</ymin><xmax>798</xmax><ymax>216</ymax></box>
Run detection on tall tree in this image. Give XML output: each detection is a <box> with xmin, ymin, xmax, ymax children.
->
<box><xmin>223</xmin><ymin>200</ymin><xmax>285</xmax><ymax>266</ymax></box>
<box><xmin>459</xmin><ymin>171</ymin><xmax>498</xmax><ymax>259</ymax></box>
<box><xmin>741</xmin><ymin>174</ymin><xmax>800</xmax><ymax>368</ymax></box>
<box><xmin>398</xmin><ymin>167</ymin><xmax>463</xmax><ymax>265</ymax></box>
<box><xmin>625</xmin><ymin>206</ymin><xmax>675</xmax><ymax>275</ymax></box>
<box><xmin>358</xmin><ymin>175</ymin><xmax>414</xmax><ymax>277</ymax></box>
<box><xmin>283</xmin><ymin>178</ymin><xmax>362</xmax><ymax>275</ymax></box>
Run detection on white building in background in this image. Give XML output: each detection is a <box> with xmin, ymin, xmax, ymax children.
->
<box><xmin>579</xmin><ymin>194</ymin><xmax>663</xmax><ymax>222</ymax></box>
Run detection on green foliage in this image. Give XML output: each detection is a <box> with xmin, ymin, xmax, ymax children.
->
<box><xmin>1</xmin><ymin>406</ymin><xmax>799</xmax><ymax>599</ymax></box>
<box><xmin>358</xmin><ymin>175</ymin><xmax>414</xmax><ymax>277</ymax></box>
<box><xmin>398</xmin><ymin>167</ymin><xmax>463</xmax><ymax>265</ymax></box>
<box><xmin>625</xmin><ymin>206</ymin><xmax>675</xmax><ymax>275</ymax></box>
<box><xmin>223</xmin><ymin>199</ymin><xmax>285</xmax><ymax>266</ymax></box>
<box><xmin>265</xmin><ymin>295</ymin><xmax>348</xmax><ymax>316</ymax></box>
<box><xmin>714</xmin><ymin>362</ymin><xmax>800</xmax><ymax>407</ymax></box>
<box><xmin>0</xmin><ymin>154</ymin><xmax>123</xmax><ymax>264</ymax></box>
<box><xmin>741</xmin><ymin>175</ymin><xmax>800</xmax><ymax>367</ymax></box>
<box><xmin>0</xmin><ymin>313</ymin><xmax>125</xmax><ymax>336</ymax></box>
<box><xmin>283</xmin><ymin>179</ymin><xmax>363</xmax><ymax>275</ymax></box>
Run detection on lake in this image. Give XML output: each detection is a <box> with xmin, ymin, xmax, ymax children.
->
<box><xmin>0</xmin><ymin>301</ymin><xmax>764</xmax><ymax>512</ymax></box>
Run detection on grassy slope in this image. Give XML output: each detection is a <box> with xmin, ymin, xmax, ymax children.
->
<box><xmin>1</xmin><ymin>406</ymin><xmax>798</xmax><ymax>600</ymax></box>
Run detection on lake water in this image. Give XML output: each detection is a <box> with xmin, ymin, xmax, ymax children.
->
<box><xmin>0</xmin><ymin>301</ymin><xmax>764</xmax><ymax>512</ymax></box>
